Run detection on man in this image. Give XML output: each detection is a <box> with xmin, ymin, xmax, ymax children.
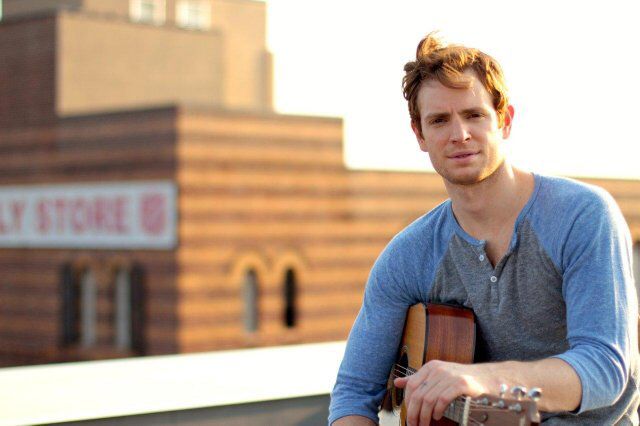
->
<box><xmin>328</xmin><ymin>33</ymin><xmax>639</xmax><ymax>425</ymax></box>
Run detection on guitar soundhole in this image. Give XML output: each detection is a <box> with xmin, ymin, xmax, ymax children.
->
<box><xmin>393</xmin><ymin>352</ymin><xmax>409</xmax><ymax>409</ymax></box>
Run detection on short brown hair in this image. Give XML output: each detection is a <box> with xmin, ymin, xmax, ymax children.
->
<box><xmin>403</xmin><ymin>32</ymin><xmax>509</xmax><ymax>131</ymax></box>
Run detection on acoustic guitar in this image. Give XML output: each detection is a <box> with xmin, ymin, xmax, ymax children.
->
<box><xmin>379</xmin><ymin>303</ymin><xmax>541</xmax><ymax>425</ymax></box>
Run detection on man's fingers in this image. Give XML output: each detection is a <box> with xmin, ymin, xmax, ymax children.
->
<box><xmin>431</xmin><ymin>386</ymin><xmax>458</xmax><ymax>420</ymax></box>
<box><xmin>418</xmin><ymin>392</ymin><xmax>434</xmax><ymax>426</ymax></box>
<box><xmin>430</xmin><ymin>375</ymin><xmax>473</xmax><ymax>420</ymax></box>
<box><xmin>393</xmin><ymin>376</ymin><xmax>408</xmax><ymax>388</ymax></box>
<box><xmin>399</xmin><ymin>361</ymin><xmax>483</xmax><ymax>424</ymax></box>
<box><xmin>405</xmin><ymin>381</ymin><xmax>431</xmax><ymax>426</ymax></box>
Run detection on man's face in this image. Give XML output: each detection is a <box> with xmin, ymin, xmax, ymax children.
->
<box><xmin>411</xmin><ymin>71</ymin><xmax>513</xmax><ymax>186</ymax></box>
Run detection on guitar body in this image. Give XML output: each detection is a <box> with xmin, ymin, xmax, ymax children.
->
<box><xmin>379</xmin><ymin>303</ymin><xmax>540</xmax><ymax>425</ymax></box>
<box><xmin>379</xmin><ymin>303</ymin><xmax>476</xmax><ymax>426</ymax></box>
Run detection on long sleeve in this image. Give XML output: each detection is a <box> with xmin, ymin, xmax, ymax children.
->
<box><xmin>550</xmin><ymin>188</ymin><xmax>638</xmax><ymax>412</ymax></box>
<box><xmin>328</xmin><ymin>240</ymin><xmax>415</xmax><ymax>424</ymax></box>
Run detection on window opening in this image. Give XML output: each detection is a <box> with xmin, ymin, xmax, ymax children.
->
<box><xmin>114</xmin><ymin>268</ymin><xmax>132</xmax><ymax>350</ymax></box>
<box><xmin>80</xmin><ymin>268</ymin><xmax>97</xmax><ymax>348</ymax></box>
<box><xmin>284</xmin><ymin>268</ymin><xmax>297</xmax><ymax>328</ymax></box>
<box><xmin>176</xmin><ymin>0</ymin><xmax>212</xmax><ymax>30</ymax></box>
<box><xmin>130</xmin><ymin>0</ymin><xmax>166</xmax><ymax>25</ymax></box>
<box><xmin>243</xmin><ymin>269</ymin><xmax>258</xmax><ymax>332</ymax></box>
<box><xmin>61</xmin><ymin>264</ymin><xmax>79</xmax><ymax>346</ymax></box>
<box><xmin>130</xmin><ymin>263</ymin><xmax>147</xmax><ymax>354</ymax></box>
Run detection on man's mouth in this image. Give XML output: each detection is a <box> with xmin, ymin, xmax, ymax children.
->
<box><xmin>449</xmin><ymin>152</ymin><xmax>477</xmax><ymax>159</ymax></box>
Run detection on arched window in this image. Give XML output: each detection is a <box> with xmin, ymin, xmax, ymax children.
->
<box><xmin>80</xmin><ymin>268</ymin><xmax>97</xmax><ymax>348</ymax></box>
<box><xmin>243</xmin><ymin>269</ymin><xmax>259</xmax><ymax>332</ymax></box>
<box><xmin>114</xmin><ymin>268</ymin><xmax>132</xmax><ymax>351</ymax></box>
<box><xmin>284</xmin><ymin>268</ymin><xmax>297</xmax><ymax>328</ymax></box>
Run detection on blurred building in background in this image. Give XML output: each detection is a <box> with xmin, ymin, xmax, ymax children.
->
<box><xmin>1</xmin><ymin>0</ymin><xmax>639</xmax><ymax>367</ymax></box>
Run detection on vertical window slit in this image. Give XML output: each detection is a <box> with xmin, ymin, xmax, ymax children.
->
<box><xmin>244</xmin><ymin>269</ymin><xmax>259</xmax><ymax>332</ymax></box>
<box><xmin>284</xmin><ymin>268</ymin><xmax>297</xmax><ymax>328</ymax></box>
<box><xmin>61</xmin><ymin>263</ymin><xmax>79</xmax><ymax>346</ymax></box>
<box><xmin>114</xmin><ymin>268</ymin><xmax>132</xmax><ymax>351</ymax></box>
<box><xmin>80</xmin><ymin>268</ymin><xmax>97</xmax><ymax>348</ymax></box>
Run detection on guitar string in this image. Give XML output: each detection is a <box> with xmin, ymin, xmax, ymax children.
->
<box><xmin>392</xmin><ymin>368</ymin><xmax>417</xmax><ymax>376</ymax></box>
<box><xmin>393</xmin><ymin>364</ymin><xmax>417</xmax><ymax>374</ymax></box>
<box><xmin>393</xmin><ymin>364</ymin><xmax>528</xmax><ymax>411</ymax></box>
<box><xmin>391</xmin><ymin>367</ymin><xmax>417</xmax><ymax>377</ymax></box>
<box><xmin>390</xmin><ymin>365</ymin><xmax>529</xmax><ymax>412</ymax></box>
<box><xmin>388</xmin><ymin>388</ymin><xmax>524</xmax><ymax>413</ymax></box>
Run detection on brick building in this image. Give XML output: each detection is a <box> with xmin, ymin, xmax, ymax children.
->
<box><xmin>1</xmin><ymin>0</ymin><xmax>639</xmax><ymax>367</ymax></box>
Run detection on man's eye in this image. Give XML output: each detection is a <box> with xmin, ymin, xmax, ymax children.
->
<box><xmin>431</xmin><ymin>118</ymin><xmax>446</xmax><ymax>125</ymax></box>
<box><xmin>468</xmin><ymin>113</ymin><xmax>483</xmax><ymax>119</ymax></box>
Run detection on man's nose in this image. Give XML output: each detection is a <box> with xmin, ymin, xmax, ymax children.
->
<box><xmin>449</xmin><ymin>116</ymin><xmax>471</xmax><ymax>143</ymax></box>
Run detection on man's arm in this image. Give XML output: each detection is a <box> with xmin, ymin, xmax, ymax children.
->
<box><xmin>328</xmin><ymin>236</ymin><xmax>420</xmax><ymax>425</ymax></box>
<box><xmin>394</xmin><ymin>357</ymin><xmax>581</xmax><ymax>425</ymax></box>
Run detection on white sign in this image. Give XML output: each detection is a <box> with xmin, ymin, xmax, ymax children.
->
<box><xmin>0</xmin><ymin>181</ymin><xmax>177</xmax><ymax>249</ymax></box>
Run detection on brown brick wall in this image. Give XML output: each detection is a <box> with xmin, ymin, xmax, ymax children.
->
<box><xmin>172</xmin><ymin>110</ymin><xmax>436</xmax><ymax>352</ymax></box>
<box><xmin>1</xmin><ymin>106</ymin><xmax>639</xmax><ymax>366</ymax></box>
<box><xmin>0</xmin><ymin>3</ymin><xmax>638</xmax><ymax>367</ymax></box>
<box><xmin>0</xmin><ymin>15</ymin><xmax>57</xmax><ymax>129</ymax></box>
<box><xmin>175</xmin><ymin>109</ymin><xmax>350</xmax><ymax>351</ymax></box>
<box><xmin>211</xmin><ymin>0</ymin><xmax>271</xmax><ymax>111</ymax></box>
<box><xmin>2</xmin><ymin>0</ymin><xmax>83</xmax><ymax>18</ymax></box>
<box><xmin>3</xmin><ymin>1</ymin><xmax>272</xmax><ymax>117</ymax></box>
<box><xmin>0</xmin><ymin>107</ymin><xmax>180</xmax><ymax>366</ymax></box>
<box><xmin>57</xmin><ymin>12</ymin><xmax>224</xmax><ymax>116</ymax></box>
<box><xmin>80</xmin><ymin>0</ymin><xmax>130</xmax><ymax>18</ymax></box>
<box><xmin>173</xmin><ymin>107</ymin><xmax>640</xmax><ymax>354</ymax></box>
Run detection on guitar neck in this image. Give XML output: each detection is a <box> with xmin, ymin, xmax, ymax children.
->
<box><xmin>443</xmin><ymin>397</ymin><xmax>470</xmax><ymax>425</ymax></box>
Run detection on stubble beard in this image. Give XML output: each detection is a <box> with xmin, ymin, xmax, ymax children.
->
<box><xmin>438</xmin><ymin>157</ymin><xmax>506</xmax><ymax>187</ymax></box>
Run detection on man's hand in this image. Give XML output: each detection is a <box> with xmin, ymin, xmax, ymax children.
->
<box><xmin>393</xmin><ymin>357</ymin><xmax>582</xmax><ymax>426</ymax></box>
<box><xmin>394</xmin><ymin>360</ymin><xmax>499</xmax><ymax>425</ymax></box>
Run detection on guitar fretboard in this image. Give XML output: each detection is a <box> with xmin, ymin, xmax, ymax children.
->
<box><xmin>393</xmin><ymin>363</ymin><xmax>470</xmax><ymax>424</ymax></box>
<box><xmin>444</xmin><ymin>397</ymin><xmax>470</xmax><ymax>425</ymax></box>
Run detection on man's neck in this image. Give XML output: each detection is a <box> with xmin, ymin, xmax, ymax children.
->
<box><xmin>445</xmin><ymin>162</ymin><xmax>534</xmax><ymax>240</ymax></box>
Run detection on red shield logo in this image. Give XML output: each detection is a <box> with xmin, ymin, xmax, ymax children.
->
<box><xmin>140</xmin><ymin>193</ymin><xmax>166</xmax><ymax>235</ymax></box>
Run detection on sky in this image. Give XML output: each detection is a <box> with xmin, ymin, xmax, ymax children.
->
<box><xmin>266</xmin><ymin>0</ymin><xmax>640</xmax><ymax>179</ymax></box>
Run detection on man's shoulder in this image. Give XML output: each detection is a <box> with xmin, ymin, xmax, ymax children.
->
<box><xmin>537</xmin><ymin>174</ymin><xmax>609</xmax><ymax>199</ymax></box>
<box><xmin>379</xmin><ymin>200</ymin><xmax>455</xmax><ymax>263</ymax></box>
<box><xmin>372</xmin><ymin>200</ymin><xmax>455</xmax><ymax>286</ymax></box>
<box><xmin>392</xmin><ymin>199</ymin><xmax>453</xmax><ymax>243</ymax></box>
<box><xmin>534</xmin><ymin>174</ymin><xmax>616</xmax><ymax>214</ymax></box>
<box><xmin>527</xmin><ymin>174</ymin><xmax>625</xmax><ymax>248</ymax></box>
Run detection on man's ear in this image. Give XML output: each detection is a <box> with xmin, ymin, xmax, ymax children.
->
<box><xmin>501</xmin><ymin>105</ymin><xmax>515</xmax><ymax>139</ymax></box>
<box><xmin>411</xmin><ymin>120</ymin><xmax>428</xmax><ymax>152</ymax></box>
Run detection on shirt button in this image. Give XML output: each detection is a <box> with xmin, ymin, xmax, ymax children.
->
<box><xmin>479</xmin><ymin>255</ymin><xmax>485</xmax><ymax>261</ymax></box>
<box><xmin>490</xmin><ymin>276</ymin><xmax>498</xmax><ymax>283</ymax></box>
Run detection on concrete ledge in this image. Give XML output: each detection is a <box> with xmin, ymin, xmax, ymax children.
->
<box><xmin>0</xmin><ymin>341</ymin><xmax>346</xmax><ymax>426</ymax></box>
